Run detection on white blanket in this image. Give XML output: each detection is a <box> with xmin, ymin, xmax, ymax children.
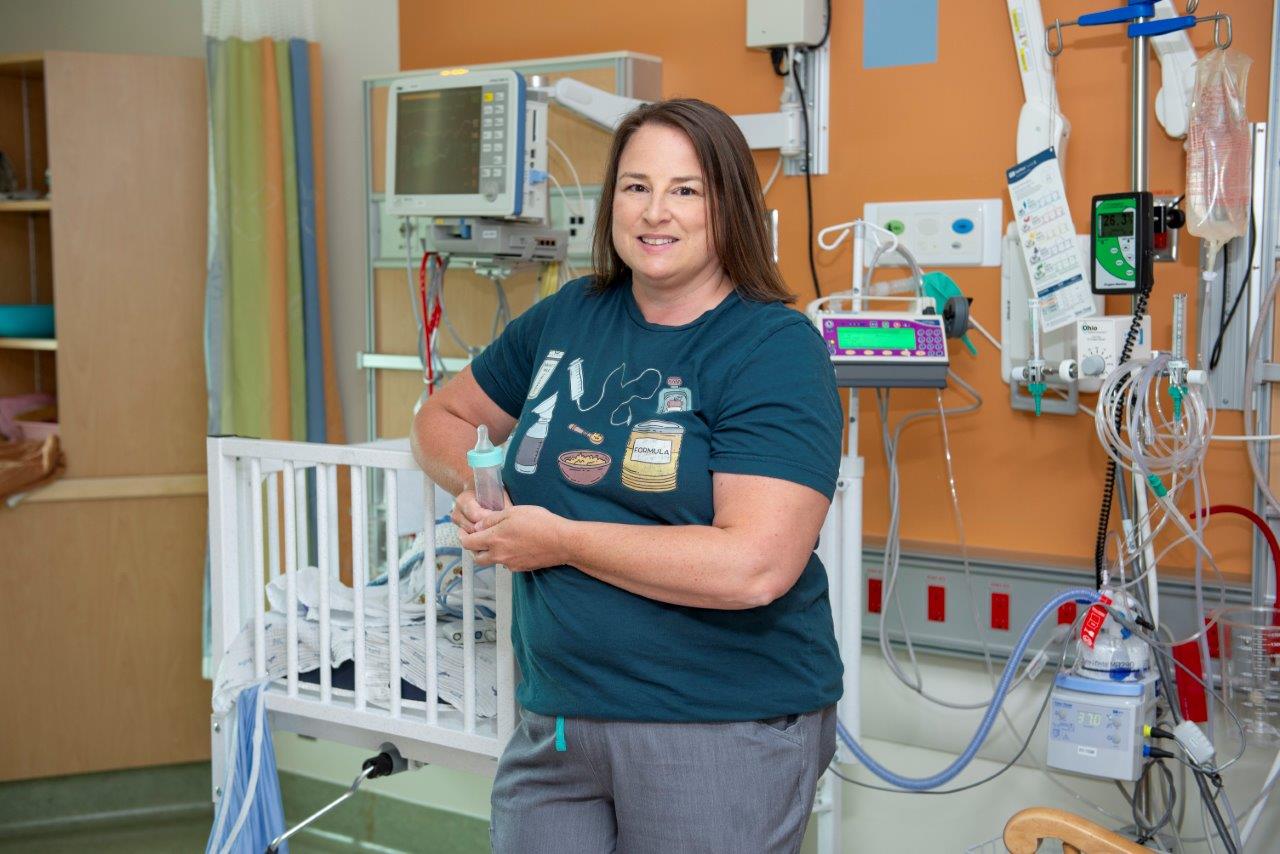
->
<box><xmin>211</xmin><ymin>613</ymin><xmax>498</xmax><ymax>719</ymax></box>
<box><xmin>213</xmin><ymin>526</ymin><xmax>499</xmax><ymax>720</ymax></box>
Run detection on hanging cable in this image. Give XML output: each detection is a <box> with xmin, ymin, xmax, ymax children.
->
<box><xmin>1093</xmin><ymin>277</ymin><xmax>1156</xmax><ymax>587</ymax></box>
<box><xmin>791</xmin><ymin>51</ymin><xmax>822</xmax><ymax>303</ymax></box>
<box><xmin>418</xmin><ymin>251</ymin><xmax>444</xmax><ymax>396</ymax></box>
<box><xmin>1208</xmin><ymin>212</ymin><xmax>1254</xmax><ymax>370</ymax></box>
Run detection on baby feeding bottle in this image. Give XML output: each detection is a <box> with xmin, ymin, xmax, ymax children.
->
<box><xmin>467</xmin><ymin>425</ymin><xmax>506</xmax><ymax>511</ymax></box>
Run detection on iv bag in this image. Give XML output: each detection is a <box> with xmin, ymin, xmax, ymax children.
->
<box><xmin>1185</xmin><ymin>48</ymin><xmax>1252</xmax><ymax>270</ymax></box>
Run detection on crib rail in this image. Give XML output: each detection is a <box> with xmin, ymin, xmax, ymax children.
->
<box><xmin>207</xmin><ymin>437</ymin><xmax>516</xmax><ymax>803</ymax></box>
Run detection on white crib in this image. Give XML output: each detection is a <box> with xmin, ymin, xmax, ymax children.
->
<box><xmin>207</xmin><ymin>436</ymin><xmax>518</xmax><ymax>803</ymax></box>
<box><xmin>206</xmin><ymin>435</ymin><xmax>855</xmax><ymax>854</ymax></box>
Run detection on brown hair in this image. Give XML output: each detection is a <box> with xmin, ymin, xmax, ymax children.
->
<box><xmin>589</xmin><ymin>98</ymin><xmax>794</xmax><ymax>304</ymax></box>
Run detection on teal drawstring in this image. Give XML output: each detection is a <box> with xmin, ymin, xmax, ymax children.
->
<box><xmin>554</xmin><ymin>715</ymin><xmax>567</xmax><ymax>752</ymax></box>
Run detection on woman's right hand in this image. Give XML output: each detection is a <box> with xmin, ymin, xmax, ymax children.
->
<box><xmin>451</xmin><ymin>488</ymin><xmax>509</xmax><ymax>534</ymax></box>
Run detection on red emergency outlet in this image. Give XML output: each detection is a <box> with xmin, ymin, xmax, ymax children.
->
<box><xmin>927</xmin><ymin>585</ymin><xmax>946</xmax><ymax>622</ymax></box>
<box><xmin>1205</xmin><ymin>616</ymin><xmax>1228</xmax><ymax>659</ymax></box>
<box><xmin>867</xmin><ymin>578</ymin><xmax>883</xmax><ymax>614</ymax></box>
<box><xmin>991</xmin><ymin>592</ymin><xmax>1011</xmax><ymax>631</ymax></box>
<box><xmin>1058</xmin><ymin>602</ymin><xmax>1078</xmax><ymax>626</ymax></box>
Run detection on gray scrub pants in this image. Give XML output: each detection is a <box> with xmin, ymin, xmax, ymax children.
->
<box><xmin>490</xmin><ymin>706</ymin><xmax>837</xmax><ymax>854</ymax></box>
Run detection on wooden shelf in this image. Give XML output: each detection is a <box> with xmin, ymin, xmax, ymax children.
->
<box><xmin>19</xmin><ymin>474</ymin><xmax>207</xmax><ymax>504</ymax></box>
<box><xmin>0</xmin><ymin>199</ymin><xmax>51</xmax><ymax>213</ymax></box>
<box><xmin>0</xmin><ymin>337</ymin><xmax>56</xmax><ymax>351</ymax></box>
<box><xmin>0</xmin><ymin>53</ymin><xmax>44</xmax><ymax>78</ymax></box>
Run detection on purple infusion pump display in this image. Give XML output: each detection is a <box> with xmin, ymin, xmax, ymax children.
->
<box><xmin>821</xmin><ymin>316</ymin><xmax>947</xmax><ymax>361</ymax></box>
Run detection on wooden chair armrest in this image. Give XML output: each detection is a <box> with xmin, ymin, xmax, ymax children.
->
<box><xmin>1004</xmin><ymin>806</ymin><xmax>1151</xmax><ymax>854</ymax></box>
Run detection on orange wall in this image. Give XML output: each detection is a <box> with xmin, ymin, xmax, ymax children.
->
<box><xmin>399</xmin><ymin>1</ymin><xmax>1272</xmax><ymax>581</ymax></box>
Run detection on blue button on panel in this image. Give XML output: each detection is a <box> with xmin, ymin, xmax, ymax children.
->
<box><xmin>952</xmin><ymin>218</ymin><xmax>974</xmax><ymax>235</ymax></box>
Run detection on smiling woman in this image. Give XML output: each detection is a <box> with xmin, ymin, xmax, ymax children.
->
<box><xmin>412</xmin><ymin>97</ymin><xmax>843</xmax><ymax>854</ymax></box>
<box><xmin>590</xmin><ymin>98</ymin><xmax>795</xmax><ymax>308</ymax></box>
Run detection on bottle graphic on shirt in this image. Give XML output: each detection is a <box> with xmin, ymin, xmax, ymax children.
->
<box><xmin>514</xmin><ymin>393</ymin><xmax>558</xmax><ymax>474</ymax></box>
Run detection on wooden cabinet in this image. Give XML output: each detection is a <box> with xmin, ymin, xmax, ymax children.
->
<box><xmin>0</xmin><ymin>51</ymin><xmax>209</xmax><ymax>781</ymax></box>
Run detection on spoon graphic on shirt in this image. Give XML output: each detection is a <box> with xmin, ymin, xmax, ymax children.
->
<box><xmin>567</xmin><ymin>423</ymin><xmax>604</xmax><ymax>445</ymax></box>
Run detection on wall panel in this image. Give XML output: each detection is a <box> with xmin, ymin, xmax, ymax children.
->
<box><xmin>397</xmin><ymin>0</ymin><xmax>1271</xmax><ymax>581</ymax></box>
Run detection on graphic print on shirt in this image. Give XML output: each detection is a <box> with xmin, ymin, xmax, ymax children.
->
<box><xmin>621</xmin><ymin>419</ymin><xmax>685</xmax><ymax>493</ymax></box>
<box><xmin>513</xmin><ymin>392</ymin><xmax>558</xmax><ymax>475</ymax></box>
<box><xmin>527</xmin><ymin>350</ymin><xmax>565</xmax><ymax>399</ymax></box>
<box><xmin>656</xmin><ymin>376</ymin><xmax>693</xmax><ymax>413</ymax></box>
<box><xmin>568</xmin><ymin>358</ymin><xmax>662</xmax><ymax>426</ymax></box>
<box><xmin>556</xmin><ymin>449</ymin><xmax>613</xmax><ymax>487</ymax></box>
<box><xmin>566</xmin><ymin>423</ymin><xmax>604</xmax><ymax>445</ymax></box>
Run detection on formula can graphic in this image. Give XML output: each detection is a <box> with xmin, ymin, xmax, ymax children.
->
<box><xmin>621</xmin><ymin>419</ymin><xmax>683</xmax><ymax>492</ymax></box>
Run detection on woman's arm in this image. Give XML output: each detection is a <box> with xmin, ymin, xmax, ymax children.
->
<box><xmin>410</xmin><ymin>366</ymin><xmax>517</xmax><ymax>498</ymax></box>
<box><xmin>460</xmin><ymin>472</ymin><xmax>830</xmax><ymax>610</ymax></box>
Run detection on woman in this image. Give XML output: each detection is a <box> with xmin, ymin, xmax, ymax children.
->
<box><xmin>412</xmin><ymin>98</ymin><xmax>843</xmax><ymax>854</ymax></box>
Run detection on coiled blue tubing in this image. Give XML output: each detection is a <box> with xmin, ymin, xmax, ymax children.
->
<box><xmin>835</xmin><ymin>588</ymin><xmax>1101</xmax><ymax>790</ymax></box>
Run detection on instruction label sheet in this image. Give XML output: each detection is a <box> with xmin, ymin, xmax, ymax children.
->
<box><xmin>1006</xmin><ymin>148</ymin><xmax>1096</xmax><ymax>332</ymax></box>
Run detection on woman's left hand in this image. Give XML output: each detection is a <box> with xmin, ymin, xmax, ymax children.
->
<box><xmin>457</xmin><ymin>505</ymin><xmax>569</xmax><ymax>572</ymax></box>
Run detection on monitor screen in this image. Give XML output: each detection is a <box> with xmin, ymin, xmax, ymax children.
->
<box><xmin>1098</xmin><ymin>210</ymin><xmax>1134</xmax><ymax>238</ymax></box>
<box><xmin>394</xmin><ymin>87</ymin><xmax>482</xmax><ymax>195</ymax></box>
<box><xmin>836</xmin><ymin>325</ymin><xmax>918</xmax><ymax>351</ymax></box>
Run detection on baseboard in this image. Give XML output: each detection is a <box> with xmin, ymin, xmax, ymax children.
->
<box><xmin>0</xmin><ymin>761</ymin><xmax>489</xmax><ymax>853</ymax></box>
<box><xmin>0</xmin><ymin>762</ymin><xmax>211</xmax><ymax>839</ymax></box>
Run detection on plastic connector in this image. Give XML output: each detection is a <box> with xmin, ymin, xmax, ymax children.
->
<box><xmin>1146</xmin><ymin>473</ymin><xmax>1168</xmax><ymax>497</ymax></box>
<box><xmin>528</xmin><ymin>169</ymin><xmax>548</xmax><ymax>185</ymax></box>
<box><xmin>1024</xmin><ymin>648</ymin><xmax>1050</xmax><ymax>681</ymax></box>
<box><xmin>1029</xmin><ymin>382</ymin><xmax>1045</xmax><ymax>416</ymax></box>
<box><xmin>1173</xmin><ymin>720</ymin><xmax>1215</xmax><ymax>765</ymax></box>
<box><xmin>1169</xmin><ymin>384</ymin><xmax>1184</xmax><ymax>421</ymax></box>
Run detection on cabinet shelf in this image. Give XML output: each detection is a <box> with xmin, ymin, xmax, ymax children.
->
<box><xmin>0</xmin><ymin>199</ymin><xmax>51</xmax><ymax>213</ymax></box>
<box><xmin>0</xmin><ymin>337</ymin><xmax>57</xmax><ymax>351</ymax></box>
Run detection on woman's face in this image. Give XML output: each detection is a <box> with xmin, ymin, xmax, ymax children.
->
<box><xmin>610</xmin><ymin>123</ymin><xmax>720</xmax><ymax>290</ymax></box>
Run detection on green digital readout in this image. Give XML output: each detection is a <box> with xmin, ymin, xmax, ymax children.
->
<box><xmin>1098</xmin><ymin>210</ymin><xmax>1134</xmax><ymax>238</ymax></box>
<box><xmin>836</xmin><ymin>325</ymin><xmax>918</xmax><ymax>350</ymax></box>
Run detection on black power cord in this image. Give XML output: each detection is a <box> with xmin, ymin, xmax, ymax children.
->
<box><xmin>763</xmin><ymin>49</ymin><xmax>821</xmax><ymax>301</ymax></box>
<box><xmin>1092</xmin><ymin>279</ymin><xmax>1154</xmax><ymax>587</ymax></box>
<box><xmin>791</xmin><ymin>53</ymin><xmax>822</xmax><ymax>303</ymax></box>
<box><xmin>810</xmin><ymin>0</ymin><xmax>833</xmax><ymax>49</ymax></box>
<box><xmin>764</xmin><ymin>0</ymin><xmax>831</xmax><ymax>302</ymax></box>
<box><xmin>1208</xmin><ymin>211</ymin><xmax>1255</xmax><ymax>370</ymax></box>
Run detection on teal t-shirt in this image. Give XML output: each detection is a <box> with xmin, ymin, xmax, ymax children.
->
<box><xmin>470</xmin><ymin>276</ymin><xmax>843</xmax><ymax>722</ymax></box>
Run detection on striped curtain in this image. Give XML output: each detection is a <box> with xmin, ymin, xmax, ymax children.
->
<box><xmin>202</xmin><ymin>0</ymin><xmax>345</xmax><ymax>673</ymax></box>
<box><xmin>204</xmin><ymin>36</ymin><xmax>344</xmax><ymax>444</ymax></box>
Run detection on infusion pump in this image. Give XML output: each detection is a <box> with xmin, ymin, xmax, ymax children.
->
<box><xmin>812</xmin><ymin>295</ymin><xmax>952</xmax><ymax>389</ymax></box>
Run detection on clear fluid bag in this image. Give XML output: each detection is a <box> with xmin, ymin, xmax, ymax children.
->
<box><xmin>1185</xmin><ymin>48</ymin><xmax>1252</xmax><ymax>270</ymax></box>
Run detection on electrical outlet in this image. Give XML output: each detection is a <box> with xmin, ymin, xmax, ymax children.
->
<box><xmin>376</xmin><ymin>199</ymin><xmax>429</xmax><ymax>262</ymax></box>
<box><xmin>863</xmin><ymin>199</ymin><xmax>1004</xmax><ymax>267</ymax></box>
<box><xmin>550</xmin><ymin>190</ymin><xmax>598</xmax><ymax>261</ymax></box>
<box><xmin>1153</xmin><ymin>194</ymin><xmax>1180</xmax><ymax>263</ymax></box>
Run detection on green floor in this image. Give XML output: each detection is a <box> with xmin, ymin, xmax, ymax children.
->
<box><xmin>0</xmin><ymin>763</ymin><xmax>489</xmax><ymax>853</ymax></box>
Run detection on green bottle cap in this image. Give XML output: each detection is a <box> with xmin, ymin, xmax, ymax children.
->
<box><xmin>467</xmin><ymin>425</ymin><xmax>505</xmax><ymax>468</ymax></box>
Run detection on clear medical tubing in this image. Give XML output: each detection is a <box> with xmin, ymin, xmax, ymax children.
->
<box><xmin>835</xmin><ymin>588</ymin><xmax>1099</xmax><ymax>791</ymax></box>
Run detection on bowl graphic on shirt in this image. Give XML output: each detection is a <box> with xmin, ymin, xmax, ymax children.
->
<box><xmin>557</xmin><ymin>450</ymin><xmax>612</xmax><ymax>486</ymax></box>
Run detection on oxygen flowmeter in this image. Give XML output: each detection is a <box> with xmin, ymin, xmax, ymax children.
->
<box><xmin>1090</xmin><ymin>192</ymin><xmax>1153</xmax><ymax>295</ymax></box>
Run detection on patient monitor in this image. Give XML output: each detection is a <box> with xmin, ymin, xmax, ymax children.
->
<box><xmin>385</xmin><ymin>68</ymin><xmax>549</xmax><ymax>222</ymax></box>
